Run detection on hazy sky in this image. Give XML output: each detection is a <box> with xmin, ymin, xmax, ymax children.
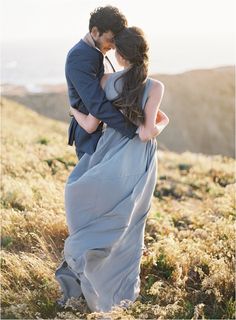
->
<box><xmin>1</xmin><ymin>0</ymin><xmax>235</xmax><ymax>81</ymax></box>
<box><xmin>2</xmin><ymin>0</ymin><xmax>235</xmax><ymax>40</ymax></box>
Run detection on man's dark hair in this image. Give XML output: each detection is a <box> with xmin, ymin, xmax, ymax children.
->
<box><xmin>89</xmin><ymin>6</ymin><xmax>127</xmax><ymax>35</ymax></box>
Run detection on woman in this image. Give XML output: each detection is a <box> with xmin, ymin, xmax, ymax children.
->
<box><xmin>59</xmin><ymin>26</ymin><xmax>169</xmax><ymax>312</ymax></box>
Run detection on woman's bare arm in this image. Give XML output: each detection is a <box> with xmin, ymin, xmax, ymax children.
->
<box><xmin>69</xmin><ymin>107</ymin><xmax>101</xmax><ymax>134</ymax></box>
<box><xmin>138</xmin><ymin>79</ymin><xmax>169</xmax><ymax>142</ymax></box>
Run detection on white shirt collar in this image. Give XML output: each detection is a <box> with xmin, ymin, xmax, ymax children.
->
<box><xmin>83</xmin><ymin>32</ymin><xmax>103</xmax><ymax>55</ymax></box>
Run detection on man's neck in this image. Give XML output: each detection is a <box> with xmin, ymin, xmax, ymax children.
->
<box><xmin>83</xmin><ymin>32</ymin><xmax>103</xmax><ymax>55</ymax></box>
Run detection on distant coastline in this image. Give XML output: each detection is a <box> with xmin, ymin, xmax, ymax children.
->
<box><xmin>1</xmin><ymin>65</ymin><xmax>233</xmax><ymax>95</ymax></box>
<box><xmin>2</xmin><ymin>34</ymin><xmax>234</xmax><ymax>89</ymax></box>
<box><xmin>2</xmin><ymin>66</ymin><xmax>235</xmax><ymax>158</ymax></box>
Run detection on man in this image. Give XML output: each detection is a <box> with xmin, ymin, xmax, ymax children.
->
<box><xmin>66</xmin><ymin>6</ymin><xmax>138</xmax><ymax>160</ymax></box>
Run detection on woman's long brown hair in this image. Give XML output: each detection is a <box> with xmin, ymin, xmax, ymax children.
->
<box><xmin>113</xmin><ymin>26</ymin><xmax>149</xmax><ymax>126</ymax></box>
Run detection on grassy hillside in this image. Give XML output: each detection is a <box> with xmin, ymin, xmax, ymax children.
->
<box><xmin>1</xmin><ymin>98</ymin><xmax>235</xmax><ymax>319</ymax></box>
<box><xmin>2</xmin><ymin>65</ymin><xmax>235</xmax><ymax>157</ymax></box>
<box><xmin>153</xmin><ymin>66</ymin><xmax>235</xmax><ymax>157</ymax></box>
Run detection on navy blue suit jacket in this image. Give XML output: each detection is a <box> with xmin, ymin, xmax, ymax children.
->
<box><xmin>65</xmin><ymin>39</ymin><xmax>138</xmax><ymax>158</ymax></box>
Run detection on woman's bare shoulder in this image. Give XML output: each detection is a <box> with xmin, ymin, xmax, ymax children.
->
<box><xmin>148</xmin><ymin>78</ymin><xmax>165</xmax><ymax>95</ymax></box>
<box><xmin>101</xmin><ymin>69</ymin><xmax>126</xmax><ymax>90</ymax></box>
<box><xmin>100</xmin><ymin>73</ymin><xmax>113</xmax><ymax>90</ymax></box>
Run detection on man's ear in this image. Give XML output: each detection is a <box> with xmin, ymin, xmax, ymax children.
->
<box><xmin>91</xmin><ymin>26</ymin><xmax>99</xmax><ymax>39</ymax></box>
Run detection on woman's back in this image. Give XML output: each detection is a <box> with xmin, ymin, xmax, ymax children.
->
<box><xmin>101</xmin><ymin>69</ymin><xmax>167</xmax><ymax>142</ymax></box>
<box><xmin>103</xmin><ymin>69</ymin><xmax>153</xmax><ymax>116</ymax></box>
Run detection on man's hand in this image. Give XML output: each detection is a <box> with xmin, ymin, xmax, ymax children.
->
<box><xmin>154</xmin><ymin>110</ymin><xmax>169</xmax><ymax>137</ymax></box>
<box><xmin>137</xmin><ymin>110</ymin><xmax>169</xmax><ymax>142</ymax></box>
<box><xmin>138</xmin><ymin>109</ymin><xmax>169</xmax><ymax>142</ymax></box>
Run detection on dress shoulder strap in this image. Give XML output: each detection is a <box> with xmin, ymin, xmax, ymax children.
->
<box><xmin>104</xmin><ymin>70</ymin><xmax>125</xmax><ymax>101</ymax></box>
<box><xmin>141</xmin><ymin>78</ymin><xmax>153</xmax><ymax>110</ymax></box>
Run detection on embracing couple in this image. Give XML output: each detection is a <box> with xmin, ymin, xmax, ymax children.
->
<box><xmin>55</xmin><ymin>5</ymin><xmax>169</xmax><ymax>313</ymax></box>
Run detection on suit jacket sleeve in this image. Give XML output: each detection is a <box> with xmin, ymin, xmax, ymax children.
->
<box><xmin>66</xmin><ymin>52</ymin><xmax>138</xmax><ymax>139</ymax></box>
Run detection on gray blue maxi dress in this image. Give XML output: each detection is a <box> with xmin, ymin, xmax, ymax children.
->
<box><xmin>56</xmin><ymin>70</ymin><xmax>158</xmax><ymax>312</ymax></box>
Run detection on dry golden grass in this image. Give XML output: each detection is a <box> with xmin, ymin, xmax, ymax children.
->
<box><xmin>1</xmin><ymin>98</ymin><xmax>235</xmax><ymax>319</ymax></box>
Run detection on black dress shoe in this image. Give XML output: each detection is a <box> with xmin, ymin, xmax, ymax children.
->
<box><xmin>56</xmin><ymin>295</ymin><xmax>67</xmax><ymax>308</ymax></box>
<box><xmin>56</xmin><ymin>292</ymin><xmax>86</xmax><ymax>309</ymax></box>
